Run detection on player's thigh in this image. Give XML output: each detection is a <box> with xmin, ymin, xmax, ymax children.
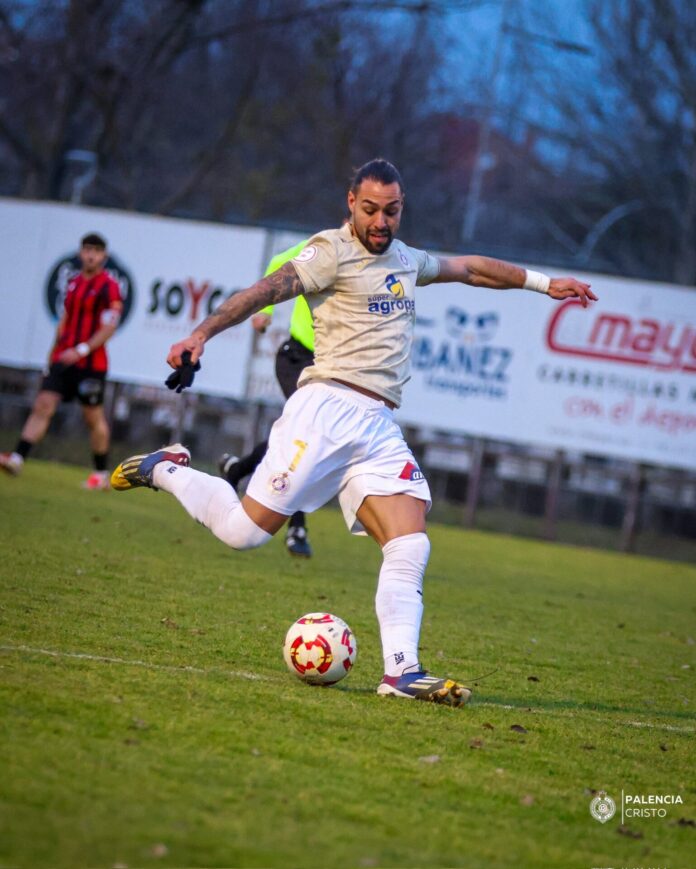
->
<box><xmin>245</xmin><ymin>385</ymin><xmax>355</xmax><ymax>517</ymax></box>
<box><xmin>241</xmin><ymin>494</ymin><xmax>291</xmax><ymax>535</ymax></box>
<box><xmin>32</xmin><ymin>389</ymin><xmax>62</xmax><ymax>417</ymax></box>
<box><xmin>356</xmin><ymin>493</ymin><xmax>427</xmax><ymax>548</ymax></box>
<box><xmin>80</xmin><ymin>403</ymin><xmax>107</xmax><ymax>428</ymax></box>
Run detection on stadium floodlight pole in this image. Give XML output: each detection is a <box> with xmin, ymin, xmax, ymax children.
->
<box><xmin>65</xmin><ymin>149</ymin><xmax>97</xmax><ymax>205</ymax></box>
<box><xmin>462</xmin><ymin>3</ymin><xmax>592</xmax><ymax>242</ymax></box>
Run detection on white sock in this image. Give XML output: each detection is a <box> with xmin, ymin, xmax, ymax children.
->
<box><xmin>376</xmin><ymin>532</ymin><xmax>430</xmax><ymax>677</ymax></box>
<box><xmin>153</xmin><ymin>462</ymin><xmax>272</xmax><ymax>550</ymax></box>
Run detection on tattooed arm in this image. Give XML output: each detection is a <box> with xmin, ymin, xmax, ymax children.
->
<box><xmin>167</xmin><ymin>262</ymin><xmax>305</xmax><ymax>368</ymax></box>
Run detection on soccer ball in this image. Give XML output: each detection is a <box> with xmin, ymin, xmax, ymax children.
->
<box><xmin>283</xmin><ymin>612</ymin><xmax>357</xmax><ymax>685</ymax></box>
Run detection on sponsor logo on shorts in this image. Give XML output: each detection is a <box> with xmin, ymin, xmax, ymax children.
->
<box><xmin>293</xmin><ymin>245</ymin><xmax>317</xmax><ymax>263</ymax></box>
<box><xmin>269</xmin><ymin>472</ymin><xmax>290</xmax><ymax>494</ymax></box>
<box><xmin>399</xmin><ymin>461</ymin><xmax>424</xmax><ymax>481</ymax></box>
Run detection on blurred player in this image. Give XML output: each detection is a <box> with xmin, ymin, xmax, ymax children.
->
<box><xmin>0</xmin><ymin>233</ymin><xmax>123</xmax><ymax>488</ymax></box>
<box><xmin>112</xmin><ymin>159</ymin><xmax>597</xmax><ymax>705</ymax></box>
<box><xmin>219</xmin><ymin>239</ymin><xmax>316</xmax><ymax>557</ymax></box>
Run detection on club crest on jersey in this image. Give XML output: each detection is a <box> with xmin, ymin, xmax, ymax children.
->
<box><xmin>269</xmin><ymin>472</ymin><xmax>290</xmax><ymax>494</ymax></box>
<box><xmin>292</xmin><ymin>245</ymin><xmax>317</xmax><ymax>263</ymax></box>
<box><xmin>399</xmin><ymin>461</ymin><xmax>424</xmax><ymax>481</ymax></box>
<box><xmin>385</xmin><ymin>273</ymin><xmax>405</xmax><ymax>298</ymax></box>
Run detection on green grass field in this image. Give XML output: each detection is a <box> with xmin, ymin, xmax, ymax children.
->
<box><xmin>1</xmin><ymin>460</ymin><xmax>694</xmax><ymax>869</ymax></box>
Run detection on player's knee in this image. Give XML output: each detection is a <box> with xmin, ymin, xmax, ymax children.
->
<box><xmin>382</xmin><ymin>531</ymin><xmax>430</xmax><ymax>566</ymax></box>
<box><xmin>377</xmin><ymin>531</ymin><xmax>430</xmax><ymax>596</ymax></box>
<box><xmin>83</xmin><ymin>410</ymin><xmax>106</xmax><ymax>432</ymax></box>
<box><xmin>221</xmin><ymin>507</ymin><xmax>273</xmax><ymax>551</ymax></box>
<box><xmin>33</xmin><ymin>394</ymin><xmax>57</xmax><ymax>419</ymax></box>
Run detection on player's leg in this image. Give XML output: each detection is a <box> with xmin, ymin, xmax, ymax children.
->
<box><xmin>275</xmin><ymin>339</ymin><xmax>314</xmax><ymax>557</ymax></box>
<box><xmin>21</xmin><ymin>390</ymin><xmax>63</xmax><ymax>443</ymax></box>
<box><xmin>218</xmin><ymin>440</ymin><xmax>268</xmax><ymax>490</ymax></box>
<box><xmin>77</xmin><ymin>373</ymin><xmax>111</xmax><ymax>489</ymax></box>
<box><xmin>336</xmin><ymin>399</ymin><xmax>470</xmax><ymax>706</ymax></box>
<box><xmin>285</xmin><ymin>511</ymin><xmax>311</xmax><ymax>557</ymax></box>
<box><xmin>112</xmin><ymin>443</ymin><xmax>283</xmax><ymax>549</ymax></box>
<box><xmin>355</xmin><ymin>492</ymin><xmax>426</xmax><ymax>547</ymax></box>
<box><xmin>111</xmin><ymin>386</ymin><xmax>338</xmax><ymax>550</ymax></box>
<box><xmin>356</xmin><ymin>493</ymin><xmax>428</xmax><ymax>675</ymax></box>
<box><xmin>0</xmin><ymin>387</ymin><xmax>61</xmax><ymax>475</ymax></box>
<box><xmin>81</xmin><ymin>405</ymin><xmax>111</xmax><ymax>489</ymax></box>
<box><xmin>356</xmin><ymin>493</ymin><xmax>470</xmax><ymax>707</ymax></box>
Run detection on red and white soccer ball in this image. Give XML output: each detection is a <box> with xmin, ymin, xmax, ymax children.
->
<box><xmin>283</xmin><ymin>612</ymin><xmax>357</xmax><ymax>685</ymax></box>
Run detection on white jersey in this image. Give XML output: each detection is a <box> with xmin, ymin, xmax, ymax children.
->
<box><xmin>291</xmin><ymin>223</ymin><xmax>440</xmax><ymax>407</ymax></box>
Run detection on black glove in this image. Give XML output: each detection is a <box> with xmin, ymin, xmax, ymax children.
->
<box><xmin>165</xmin><ymin>350</ymin><xmax>201</xmax><ymax>393</ymax></box>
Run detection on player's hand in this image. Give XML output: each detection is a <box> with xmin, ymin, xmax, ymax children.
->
<box><xmin>548</xmin><ymin>278</ymin><xmax>598</xmax><ymax>308</ymax></box>
<box><xmin>251</xmin><ymin>313</ymin><xmax>272</xmax><ymax>334</ymax></box>
<box><xmin>167</xmin><ymin>333</ymin><xmax>205</xmax><ymax>369</ymax></box>
<box><xmin>56</xmin><ymin>348</ymin><xmax>80</xmax><ymax>366</ymax></box>
<box><xmin>165</xmin><ymin>350</ymin><xmax>201</xmax><ymax>392</ymax></box>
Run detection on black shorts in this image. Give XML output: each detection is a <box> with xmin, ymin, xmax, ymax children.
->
<box><xmin>275</xmin><ymin>337</ymin><xmax>314</xmax><ymax>400</ymax></box>
<box><xmin>41</xmin><ymin>363</ymin><xmax>107</xmax><ymax>407</ymax></box>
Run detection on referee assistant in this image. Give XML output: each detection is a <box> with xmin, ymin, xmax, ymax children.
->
<box><xmin>219</xmin><ymin>239</ymin><xmax>315</xmax><ymax>556</ymax></box>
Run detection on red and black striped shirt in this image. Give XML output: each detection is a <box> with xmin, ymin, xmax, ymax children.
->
<box><xmin>51</xmin><ymin>271</ymin><xmax>122</xmax><ymax>372</ymax></box>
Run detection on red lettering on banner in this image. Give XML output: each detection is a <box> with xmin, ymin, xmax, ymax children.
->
<box><xmin>638</xmin><ymin>404</ymin><xmax>696</xmax><ymax>436</ymax></box>
<box><xmin>563</xmin><ymin>394</ymin><xmax>696</xmax><ymax>436</ymax></box>
<box><xmin>564</xmin><ymin>396</ymin><xmax>604</xmax><ymax>418</ymax></box>
<box><xmin>186</xmin><ymin>279</ymin><xmax>211</xmax><ymax>321</ymax></box>
<box><xmin>564</xmin><ymin>395</ymin><xmax>634</xmax><ymax>425</ymax></box>
<box><xmin>547</xmin><ymin>301</ymin><xmax>696</xmax><ymax>372</ymax></box>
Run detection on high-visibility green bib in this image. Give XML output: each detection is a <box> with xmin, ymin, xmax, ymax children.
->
<box><xmin>260</xmin><ymin>239</ymin><xmax>314</xmax><ymax>352</ymax></box>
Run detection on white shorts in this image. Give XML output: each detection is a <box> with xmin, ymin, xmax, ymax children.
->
<box><xmin>246</xmin><ymin>380</ymin><xmax>432</xmax><ymax>534</ymax></box>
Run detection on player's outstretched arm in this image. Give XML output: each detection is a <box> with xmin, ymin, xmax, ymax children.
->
<box><xmin>434</xmin><ymin>255</ymin><xmax>598</xmax><ymax>308</ymax></box>
<box><xmin>167</xmin><ymin>262</ymin><xmax>304</xmax><ymax>368</ymax></box>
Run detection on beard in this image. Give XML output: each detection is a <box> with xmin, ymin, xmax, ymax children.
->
<box><xmin>355</xmin><ymin>224</ymin><xmax>393</xmax><ymax>254</ymax></box>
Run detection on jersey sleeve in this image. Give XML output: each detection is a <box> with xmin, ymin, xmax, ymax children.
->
<box><xmin>62</xmin><ymin>286</ymin><xmax>73</xmax><ymax>315</ymax></box>
<box><xmin>260</xmin><ymin>239</ymin><xmax>312</xmax><ymax>316</ymax></box>
<box><xmin>289</xmin><ymin>233</ymin><xmax>339</xmax><ymax>295</ymax></box>
<box><xmin>105</xmin><ymin>275</ymin><xmax>123</xmax><ymax>306</ymax></box>
<box><xmin>411</xmin><ymin>247</ymin><xmax>441</xmax><ymax>286</ymax></box>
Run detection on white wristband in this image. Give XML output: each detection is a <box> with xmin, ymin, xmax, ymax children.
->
<box><xmin>523</xmin><ymin>269</ymin><xmax>551</xmax><ymax>294</ymax></box>
<box><xmin>75</xmin><ymin>342</ymin><xmax>91</xmax><ymax>358</ymax></box>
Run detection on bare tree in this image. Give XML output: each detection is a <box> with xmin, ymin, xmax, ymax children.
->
<box><xmin>522</xmin><ymin>0</ymin><xmax>696</xmax><ymax>283</ymax></box>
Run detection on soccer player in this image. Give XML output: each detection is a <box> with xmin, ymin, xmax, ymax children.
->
<box><xmin>112</xmin><ymin>159</ymin><xmax>597</xmax><ymax>705</ymax></box>
<box><xmin>0</xmin><ymin>233</ymin><xmax>123</xmax><ymax>489</ymax></box>
<box><xmin>219</xmin><ymin>239</ymin><xmax>316</xmax><ymax>557</ymax></box>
